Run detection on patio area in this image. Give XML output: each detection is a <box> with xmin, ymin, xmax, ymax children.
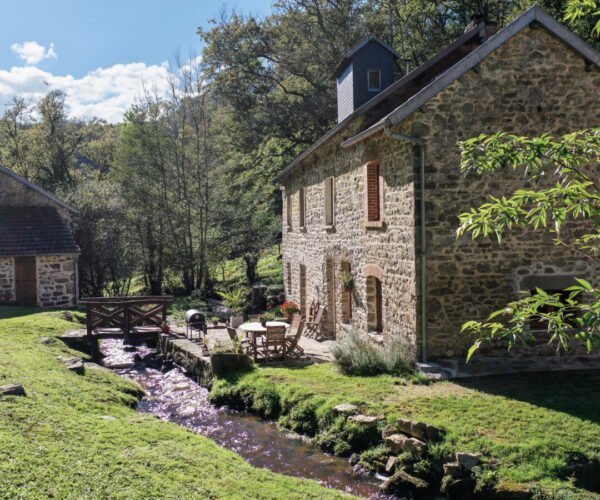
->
<box><xmin>169</xmin><ymin>324</ymin><xmax>335</xmax><ymax>365</ymax></box>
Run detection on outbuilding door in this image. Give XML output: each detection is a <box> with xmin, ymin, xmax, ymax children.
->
<box><xmin>15</xmin><ymin>256</ymin><xmax>37</xmax><ymax>306</ymax></box>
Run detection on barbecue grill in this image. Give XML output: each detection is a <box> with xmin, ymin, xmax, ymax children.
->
<box><xmin>184</xmin><ymin>309</ymin><xmax>207</xmax><ymax>342</ymax></box>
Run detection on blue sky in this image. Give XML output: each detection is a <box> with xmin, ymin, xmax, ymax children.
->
<box><xmin>0</xmin><ymin>0</ymin><xmax>273</xmax><ymax>122</ymax></box>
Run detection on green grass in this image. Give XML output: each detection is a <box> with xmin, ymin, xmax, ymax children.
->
<box><xmin>212</xmin><ymin>363</ymin><xmax>600</xmax><ymax>496</ymax></box>
<box><xmin>0</xmin><ymin>307</ymin><xmax>349</xmax><ymax>499</ymax></box>
<box><xmin>215</xmin><ymin>245</ymin><xmax>283</xmax><ymax>289</ymax></box>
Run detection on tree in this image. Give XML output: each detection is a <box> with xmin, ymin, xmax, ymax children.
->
<box><xmin>458</xmin><ymin>129</ymin><xmax>600</xmax><ymax>359</ymax></box>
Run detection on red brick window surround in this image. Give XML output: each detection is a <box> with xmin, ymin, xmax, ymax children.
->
<box><xmin>364</xmin><ymin>161</ymin><xmax>383</xmax><ymax>226</ymax></box>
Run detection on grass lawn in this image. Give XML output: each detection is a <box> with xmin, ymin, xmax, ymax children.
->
<box><xmin>0</xmin><ymin>307</ymin><xmax>348</xmax><ymax>499</ymax></box>
<box><xmin>213</xmin><ymin>363</ymin><xmax>600</xmax><ymax>497</ymax></box>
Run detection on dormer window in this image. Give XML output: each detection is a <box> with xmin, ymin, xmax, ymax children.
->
<box><xmin>367</xmin><ymin>69</ymin><xmax>381</xmax><ymax>92</ymax></box>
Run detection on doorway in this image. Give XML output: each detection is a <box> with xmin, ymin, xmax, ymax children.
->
<box><xmin>15</xmin><ymin>256</ymin><xmax>37</xmax><ymax>306</ymax></box>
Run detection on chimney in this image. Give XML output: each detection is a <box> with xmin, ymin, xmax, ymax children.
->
<box><xmin>334</xmin><ymin>36</ymin><xmax>400</xmax><ymax>123</ymax></box>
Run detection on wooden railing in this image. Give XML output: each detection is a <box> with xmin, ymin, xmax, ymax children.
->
<box><xmin>80</xmin><ymin>296</ymin><xmax>174</xmax><ymax>339</ymax></box>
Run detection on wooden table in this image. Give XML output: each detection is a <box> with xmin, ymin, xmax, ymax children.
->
<box><xmin>238</xmin><ymin>321</ymin><xmax>289</xmax><ymax>361</ymax></box>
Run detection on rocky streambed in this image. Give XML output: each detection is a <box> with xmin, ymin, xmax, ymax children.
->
<box><xmin>100</xmin><ymin>339</ymin><xmax>387</xmax><ymax>498</ymax></box>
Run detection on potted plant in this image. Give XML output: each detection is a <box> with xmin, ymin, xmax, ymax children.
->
<box><xmin>211</xmin><ymin>316</ymin><xmax>220</xmax><ymax>327</ymax></box>
<box><xmin>341</xmin><ymin>270</ymin><xmax>354</xmax><ymax>291</ymax></box>
<box><xmin>219</xmin><ymin>288</ymin><xmax>247</xmax><ymax>328</ymax></box>
<box><xmin>280</xmin><ymin>300</ymin><xmax>300</xmax><ymax>323</ymax></box>
<box><xmin>258</xmin><ymin>314</ymin><xmax>268</xmax><ymax>327</ymax></box>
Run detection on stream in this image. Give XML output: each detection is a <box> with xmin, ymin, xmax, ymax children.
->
<box><xmin>100</xmin><ymin>339</ymin><xmax>387</xmax><ymax>498</ymax></box>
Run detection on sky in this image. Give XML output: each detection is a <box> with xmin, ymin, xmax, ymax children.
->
<box><xmin>0</xmin><ymin>0</ymin><xmax>273</xmax><ymax>122</ymax></box>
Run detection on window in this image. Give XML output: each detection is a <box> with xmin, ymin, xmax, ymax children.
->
<box><xmin>366</xmin><ymin>276</ymin><xmax>382</xmax><ymax>332</ymax></box>
<box><xmin>529</xmin><ymin>289</ymin><xmax>578</xmax><ymax>330</ymax></box>
<box><xmin>298</xmin><ymin>188</ymin><xmax>306</xmax><ymax>228</ymax></box>
<box><xmin>364</xmin><ymin>161</ymin><xmax>382</xmax><ymax>223</ymax></box>
<box><xmin>286</xmin><ymin>262</ymin><xmax>292</xmax><ymax>295</ymax></box>
<box><xmin>324</xmin><ymin>177</ymin><xmax>335</xmax><ymax>226</ymax></box>
<box><xmin>367</xmin><ymin>69</ymin><xmax>381</xmax><ymax>92</ymax></box>
<box><xmin>299</xmin><ymin>264</ymin><xmax>307</xmax><ymax>317</ymax></box>
<box><xmin>341</xmin><ymin>261</ymin><xmax>352</xmax><ymax>323</ymax></box>
<box><xmin>286</xmin><ymin>192</ymin><xmax>292</xmax><ymax>230</ymax></box>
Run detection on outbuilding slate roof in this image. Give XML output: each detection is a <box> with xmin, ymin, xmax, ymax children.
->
<box><xmin>0</xmin><ymin>207</ymin><xmax>80</xmax><ymax>256</ymax></box>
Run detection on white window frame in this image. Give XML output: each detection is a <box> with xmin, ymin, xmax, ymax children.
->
<box><xmin>367</xmin><ymin>69</ymin><xmax>381</xmax><ymax>92</ymax></box>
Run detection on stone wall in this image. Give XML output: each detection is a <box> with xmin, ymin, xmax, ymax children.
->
<box><xmin>37</xmin><ymin>255</ymin><xmax>77</xmax><ymax>307</ymax></box>
<box><xmin>281</xmin><ymin>24</ymin><xmax>599</xmax><ymax>361</ymax></box>
<box><xmin>0</xmin><ymin>257</ymin><xmax>15</xmax><ymax>303</ymax></box>
<box><xmin>282</xmin><ymin>119</ymin><xmax>419</xmax><ymax>359</ymax></box>
<box><xmin>411</xmin><ymin>26</ymin><xmax>600</xmax><ymax>357</ymax></box>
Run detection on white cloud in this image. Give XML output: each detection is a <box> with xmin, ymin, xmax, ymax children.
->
<box><xmin>11</xmin><ymin>41</ymin><xmax>57</xmax><ymax>65</ymax></box>
<box><xmin>0</xmin><ymin>61</ymin><xmax>172</xmax><ymax>123</ymax></box>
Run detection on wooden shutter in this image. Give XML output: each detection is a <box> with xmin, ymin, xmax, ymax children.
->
<box><xmin>366</xmin><ymin>162</ymin><xmax>380</xmax><ymax>221</ymax></box>
<box><xmin>324</xmin><ymin>177</ymin><xmax>334</xmax><ymax>226</ymax></box>
<box><xmin>286</xmin><ymin>193</ymin><xmax>292</xmax><ymax>228</ymax></box>
<box><xmin>298</xmin><ymin>188</ymin><xmax>305</xmax><ymax>227</ymax></box>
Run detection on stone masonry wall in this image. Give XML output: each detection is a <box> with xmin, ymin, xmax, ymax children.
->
<box><xmin>282</xmin><ymin>119</ymin><xmax>419</xmax><ymax>359</ymax></box>
<box><xmin>0</xmin><ymin>257</ymin><xmax>15</xmax><ymax>303</ymax></box>
<box><xmin>37</xmin><ymin>255</ymin><xmax>77</xmax><ymax>307</ymax></box>
<box><xmin>410</xmin><ymin>26</ymin><xmax>600</xmax><ymax>357</ymax></box>
<box><xmin>282</xmin><ymin>24</ymin><xmax>599</xmax><ymax>361</ymax></box>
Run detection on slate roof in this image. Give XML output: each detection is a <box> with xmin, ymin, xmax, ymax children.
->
<box><xmin>274</xmin><ymin>6</ymin><xmax>600</xmax><ymax>183</ymax></box>
<box><xmin>0</xmin><ymin>207</ymin><xmax>80</xmax><ymax>256</ymax></box>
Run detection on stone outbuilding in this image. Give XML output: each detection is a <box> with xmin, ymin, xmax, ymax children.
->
<box><xmin>0</xmin><ymin>164</ymin><xmax>80</xmax><ymax>307</ymax></box>
<box><xmin>274</xmin><ymin>7</ymin><xmax>600</xmax><ymax>361</ymax></box>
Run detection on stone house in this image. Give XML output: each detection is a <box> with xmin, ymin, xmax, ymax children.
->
<box><xmin>0</xmin><ymin>164</ymin><xmax>80</xmax><ymax>307</ymax></box>
<box><xmin>274</xmin><ymin>7</ymin><xmax>600</xmax><ymax>362</ymax></box>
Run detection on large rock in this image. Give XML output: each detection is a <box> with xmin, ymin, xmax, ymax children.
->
<box><xmin>443</xmin><ymin>461</ymin><xmax>463</xmax><ymax>479</ymax></box>
<box><xmin>394</xmin><ymin>417</ymin><xmax>445</xmax><ymax>442</ymax></box>
<box><xmin>0</xmin><ymin>384</ymin><xmax>26</xmax><ymax>397</ymax></box>
<box><xmin>384</xmin><ymin>434</ymin><xmax>427</xmax><ymax>456</ymax></box>
<box><xmin>385</xmin><ymin>456</ymin><xmax>398</xmax><ymax>473</ymax></box>
<box><xmin>381</xmin><ymin>469</ymin><xmax>429</xmax><ymax>498</ymax></box>
<box><xmin>65</xmin><ymin>357</ymin><xmax>85</xmax><ymax>375</ymax></box>
<box><xmin>348</xmin><ymin>414</ymin><xmax>384</xmax><ymax>425</ymax></box>
<box><xmin>334</xmin><ymin>403</ymin><xmax>359</xmax><ymax>415</ymax></box>
<box><xmin>456</xmin><ymin>452</ymin><xmax>482</xmax><ymax>470</ymax></box>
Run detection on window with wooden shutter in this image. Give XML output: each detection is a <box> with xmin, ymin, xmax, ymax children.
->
<box><xmin>365</xmin><ymin>162</ymin><xmax>380</xmax><ymax>222</ymax></box>
<box><xmin>286</xmin><ymin>192</ymin><xmax>292</xmax><ymax>229</ymax></box>
<box><xmin>324</xmin><ymin>177</ymin><xmax>334</xmax><ymax>226</ymax></box>
<box><xmin>298</xmin><ymin>188</ymin><xmax>306</xmax><ymax>228</ymax></box>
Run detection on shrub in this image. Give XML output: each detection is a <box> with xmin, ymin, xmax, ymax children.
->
<box><xmin>331</xmin><ymin>329</ymin><xmax>412</xmax><ymax>376</ymax></box>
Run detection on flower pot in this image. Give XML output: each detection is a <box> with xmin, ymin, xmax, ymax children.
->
<box><xmin>230</xmin><ymin>314</ymin><xmax>244</xmax><ymax>328</ymax></box>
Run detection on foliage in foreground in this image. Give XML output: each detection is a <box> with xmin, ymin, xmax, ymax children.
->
<box><xmin>457</xmin><ymin>128</ymin><xmax>600</xmax><ymax>359</ymax></box>
<box><xmin>211</xmin><ymin>362</ymin><xmax>600</xmax><ymax>496</ymax></box>
<box><xmin>330</xmin><ymin>329</ymin><xmax>414</xmax><ymax>376</ymax></box>
<box><xmin>0</xmin><ymin>308</ymin><xmax>346</xmax><ymax>499</ymax></box>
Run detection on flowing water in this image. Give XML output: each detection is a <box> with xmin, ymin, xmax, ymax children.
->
<box><xmin>101</xmin><ymin>339</ymin><xmax>387</xmax><ymax>498</ymax></box>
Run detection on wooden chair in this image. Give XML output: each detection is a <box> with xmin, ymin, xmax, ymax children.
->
<box><xmin>226</xmin><ymin>327</ymin><xmax>249</xmax><ymax>354</ymax></box>
<box><xmin>304</xmin><ymin>305</ymin><xmax>325</xmax><ymax>338</ymax></box>
<box><xmin>260</xmin><ymin>325</ymin><xmax>287</xmax><ymax>362</ymax></box>
<box><xmin>285</xmin><ymin>314</ymin><xmax>305</xmax><ymax>357</ymax></box>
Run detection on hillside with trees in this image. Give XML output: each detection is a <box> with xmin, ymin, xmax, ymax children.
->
<box><xmin>0</xmin><ymin>0</ymin><xmax>597</xmax><ymax>299</ymax></box>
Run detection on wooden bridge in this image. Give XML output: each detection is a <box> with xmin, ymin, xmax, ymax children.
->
<box><xmin>80</xmin><ymin>296</ymin><xmax>174</xmax><ymax>341</ymax></box>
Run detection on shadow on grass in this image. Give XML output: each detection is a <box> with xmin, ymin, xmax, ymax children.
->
<box><xmin>0</xmin><ymin>305</ymin><xmax>48</xmax><ymax>320</ymax></box>
<box><xmin>454</xmin><ymin>370</ymin><xmax>600</xmax><ymax>424</ymax></box>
